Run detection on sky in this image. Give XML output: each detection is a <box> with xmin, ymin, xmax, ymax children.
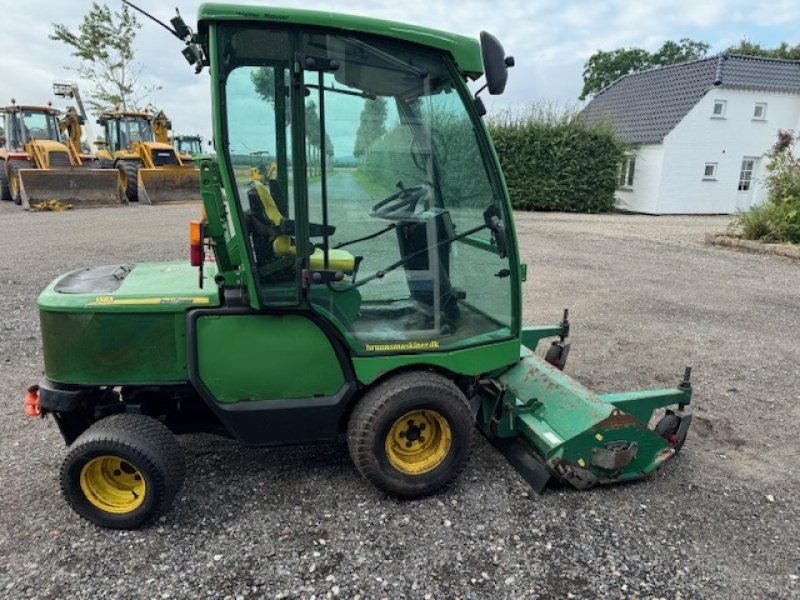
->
<box><xmin>1</xmin><ymin>0</ymin><xmax>799</xmax><ymax>149</ymax></box>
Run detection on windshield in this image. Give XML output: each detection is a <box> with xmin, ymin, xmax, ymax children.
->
<box><xmin>107</xmin><ymin>117</ymin><xmax>153</xmax><ymax>150</ymax></box>
<box><xmin>220</xmin><ymin>25</ymin><xmax>515</xmax><ymax>352</ymax></box>
<box><xmin>178</xmin><ymin>138</ymin><xmax>202</xmax><ymax>154</ymax></box>
<box><xmin>5</xmin><ymin>110</ymin><xmax>62</xmax><ymax>147</ymax></box>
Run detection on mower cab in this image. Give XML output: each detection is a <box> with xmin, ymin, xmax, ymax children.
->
<box><xmin>29</xmin><ymin>3</ymin><xmax>693</xmax><ymax>529</ymax></box>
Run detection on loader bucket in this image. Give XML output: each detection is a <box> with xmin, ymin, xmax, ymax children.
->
<box><xmin>137</xmin><ymin>167</ymin><xmax>200</xmax><ymax>205</ymax></box>
<box><xmin>19</xmin><ymin>168</ymin><xmax>125</xmax><ymax>210</ymax></box>
<box><xmin>479</xmin><ymin>344</ymin><xmax>693</xmax><ymax>492</ymax></box>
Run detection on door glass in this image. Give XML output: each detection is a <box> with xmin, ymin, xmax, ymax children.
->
<box><xmin>302</xmin><ymin>32</ymin><xmax>514</xmax><ymax>352</ymax></box>
<box><xmin>221</xmin><ymin>28</ymin><xmax>298</xmax><ymax>304</ymax></box>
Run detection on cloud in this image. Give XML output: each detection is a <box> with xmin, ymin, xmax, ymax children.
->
<box><xmin>1</xmin><ymin>0</ymin><xmax>798</xmax><ymax>145</ymax></box>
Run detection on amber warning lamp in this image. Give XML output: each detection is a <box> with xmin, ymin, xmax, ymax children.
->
<box><xmin>189</xmin><ymin>220</ymin><xmax>203</xmax><ymax>267</ymax></box>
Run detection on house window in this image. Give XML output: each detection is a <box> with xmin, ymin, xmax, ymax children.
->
<box><xmin>753</xmin><ymin>102</ymin><xmax>767</xmax><ymax>120</ymax></box>
<box><xmin>738</xmin><ymin>158</ymin><xmax>756</xmax><ymax>190</ymax></box>
<box><xmin>703</xmin><ymin>163</ymin><xmax>717</xmax><ymax>180</ymax></box>
<box><xmin>618</xmin><ymin>155</ymin><xmax>636</xmax><ymax>188</ymax></box>
<box><xmin>712</xmin><ymin>100</ymin><xmax>726</xmax><ymax>118</ymax></box>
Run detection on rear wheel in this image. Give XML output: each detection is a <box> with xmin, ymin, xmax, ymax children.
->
<box><xmin>0</xmin><ymin>158</ymin><xmax>11</xmax><ymax>201</ymax></box>
<box><xmin>8</xmin><ymin>160</ymin><xmax>32</xmax><ymax>206</ymax></box>
<box><xmin>347</xmin><ymin>371</ymin><xmax>473</xmax><ymax>499</ymax></box>
<box><xmin>116</xmin><ymin>160</ymin><xmax>141</xmax><ymax>202</ymax></box>
<box><xmin>60</xmin><ymin>413</ymin><xmax>185</xmax><ymax>529</ymax></box>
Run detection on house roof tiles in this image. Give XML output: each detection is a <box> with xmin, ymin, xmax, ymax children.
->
<box><xmin>582</xmin><ymin>54</ymin><xmax>800</xmax><ymax>143</ymax></box>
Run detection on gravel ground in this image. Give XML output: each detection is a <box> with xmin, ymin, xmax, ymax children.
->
<box><xmin>0</xmin><ymin>203</ymin><xmax>798</xmax><ymax>599</ymax></box>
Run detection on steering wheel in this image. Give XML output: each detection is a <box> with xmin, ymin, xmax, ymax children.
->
<box><xmin>369</xmin><ymin>182</ymin><xmax>430</xmax><ymax>220</ymax></box>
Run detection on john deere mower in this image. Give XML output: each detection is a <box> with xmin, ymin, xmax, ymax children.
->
<box><xmin>26</xmin><ymin>4</ymin><xmax>694</xmax><ymax>529</ymax></box>
<box><xmin>0</xmin><ymin>101</ymin><xmax>120</xmax><ymax>208</ymax></box>
<box><xmin>95</xmin><ymin>109</ymin><xmax>199</xmax><ymax>204</ymax></box>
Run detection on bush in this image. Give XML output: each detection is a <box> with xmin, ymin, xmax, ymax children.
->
<box><xmin>488</xmin><ymin>104</ymin><xmax>627</xmax><ymax>212</ymax></box>
<box><xmin>732</xmin><ymin>130</ymin><xmax>800</xmax><ymax>245</ymax></box>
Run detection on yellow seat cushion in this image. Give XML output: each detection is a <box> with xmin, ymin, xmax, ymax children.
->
<box><xmin>310</xmin><ymin>248</ymin><xmax>356</xmax><ymax>272</ymax></box>
<box><xmin>253</xmin><ymin>180</ymin><xmax>355</xmax><ymax>273</ymax></box>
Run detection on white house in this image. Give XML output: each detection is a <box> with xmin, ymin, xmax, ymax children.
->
<box><xmin>582</xmin><ymin>54</ymin><xmax>800</xmax><ymax>214</ymax></box>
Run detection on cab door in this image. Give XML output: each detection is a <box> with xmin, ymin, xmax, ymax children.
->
<box><xmin>191</xmin><ymin>25</ymin><xmax>353</xmax><ymax>445</ymax></box>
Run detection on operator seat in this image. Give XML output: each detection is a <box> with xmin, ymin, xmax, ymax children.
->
<box><xmin>250</xmin><ymin>180</ymin><xmax>356</xmax><ymax>273</ymax></box>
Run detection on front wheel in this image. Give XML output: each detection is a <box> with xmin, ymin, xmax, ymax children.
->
<box><xmin>60</xmin><ymin>414</ymin><xmax>185</xmax><ymax>529</ymax></box>
<box><xmin>347</xmin><ymin>371</ymin><xmax>473</xmax><ymax>499</ymax></box>
<box><xmin>116</xmin><ymin>160</ymin><xmax>141</xmax><ymax>202</ymax></box>
<box><xmin>8</xmin><ymin>159</ymin><xmax>32</xmax><ymax>206</ymax></box>
<box><xmin>0</xmin><ymin>158</ymin><xmax>11</xmax><ymax>201</ymax></box>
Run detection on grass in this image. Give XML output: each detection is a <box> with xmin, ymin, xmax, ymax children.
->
<box><xmin>351</xmin><ymin>169</ymin><xmax>394</xmax><ymax>199</ymax></box>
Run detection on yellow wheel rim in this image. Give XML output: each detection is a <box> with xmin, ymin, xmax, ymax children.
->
<box><xmin>9</xmin><ymin>172</ymin><xmax>19</xmax><ymax>197</ymax></box>
<box><xmin>79</xmin><ymin>455</ymin><xmax>146</xmax><ymax>514</ymax></box>
<box><xmin>385</xmin><ymin>409</ymin><xmax>452</xmax><ymax>475</ymax></box>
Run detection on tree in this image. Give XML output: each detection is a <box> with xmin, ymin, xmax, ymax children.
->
<box><xmin>252</xmin><ymin>68</ymin><xmax>276</xmax><ymax>104</ymax></box>
<box><xmin>353</xmin><ymin>98</ymin><xmax>388</xmax><ymax>159</ymax></box>
<box><xmin>580</xmin><ymin>38</ymin><xmax>710</xmax><ymax>100</ymax></box>
<box><xmin>305</xmin><ymin>101</ymin><xmax>321</xmax><ymax>176</ymax></box>
<box><xmin>725</xmin><ymin>40</ymin><xmax>800</xmax><ymax>60</ymax></box>
<box><xmin>51</xmin><ymin>2</ymin><xmax>157</xmax><ymax>111</ymax></box>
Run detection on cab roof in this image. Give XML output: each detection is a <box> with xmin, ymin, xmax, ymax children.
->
<box><xmin>197</xmin><ymin>3</ymin><xmax>484</xmax><ymax>77</ymax></box>
<box><xmin>2</xmin><ymin>105</ymin><xmax>61</xmax><ymax>114</ymax></box>
<box><xmin>99</xmin><ymin>111</ymin><xmax>153</xmax><ymax>119</ymax></box>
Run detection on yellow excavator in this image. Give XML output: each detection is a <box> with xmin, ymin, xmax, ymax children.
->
<box><xmin>95</xmin><ymin>109</ymin><xmax>199</xmax><ymax>204</ymax></box>
<box><xmin>0</xmin><ymin>100</ymin><xmax>120</xmax><ymax>208</ymax></box>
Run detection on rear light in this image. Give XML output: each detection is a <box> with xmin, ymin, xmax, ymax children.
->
<box><xmin>24</xmin><ymin>385</ymin><xmax>41</xmax><ymax>417</ymax></box>
<box><xmin>190</xmin><ymin>220</ymin><xmax>202</xmax><ymax>266</ymax></box>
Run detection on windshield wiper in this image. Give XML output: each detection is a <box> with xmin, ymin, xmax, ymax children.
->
<box><xmin>305</xmin><ymin>83</ymin><xmax>375</xmax><ymax>100</ymax></box>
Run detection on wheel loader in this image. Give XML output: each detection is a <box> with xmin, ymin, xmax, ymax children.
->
<box><xmin>25</xmin><ymin>3</ymin><xmax>694</xmax><ymax>529</ymax></box>
<box><xmin>0</xmin><ymin>101</ymin><xmax>120</xmax><ymax>208</ymax></box>
<box><xmin>95</xmin><ymin>109</ymin><xmax>200</xmax><ymax>204</ymax></box>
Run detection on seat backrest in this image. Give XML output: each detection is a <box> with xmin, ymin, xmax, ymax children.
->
<box><xmin>252</xmin><ymin>180</ymin><xmax>284</xmax><ymax>226</ymax></box>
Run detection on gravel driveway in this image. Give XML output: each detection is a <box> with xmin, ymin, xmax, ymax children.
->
<box><xmin>0</xmin><ymin>203</ymin><xmax>797</xmax><ymax>599</ymax></box>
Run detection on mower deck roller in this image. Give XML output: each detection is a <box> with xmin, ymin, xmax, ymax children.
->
<box><xmin>19</xmin><ymin>168</ymin><xmax>124</xmax><ymax>210</ymax></box>
<box><xmin>137</xmin><ymin>166</ymin><xmax>200</xmax><ymax>205</ymax></box>
<box><xmin>479</xmin><ymin>340</ymin><xmax>693</xmax><ymax>492</ymax></box>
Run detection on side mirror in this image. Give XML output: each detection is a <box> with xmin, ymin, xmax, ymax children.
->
<box><xmin>480</xmin><ymin>32</ymin><xmax>514</xmax><ymax>95</ymax></box>
<box><xmin>97</xmin><ymin>118</ymin><xmax>107</xmax><ymax>126</ymax></box>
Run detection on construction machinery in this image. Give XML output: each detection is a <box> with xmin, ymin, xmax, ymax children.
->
<box><xmin>172</xmin><ymin>134</ymin><xmax>203</xmax><ymax>164</ymax></box>
<box><xmin>95</xmin><ymin>109</ymin><xmax>199</xmax><ymax>204</ymax></box>
<box><xmin>0</xmin><ymin>101</ymin><xmax>121</xmax><ymax>208</ymax></box>
<box><xmin>26</xmin><ymin>4</ymin><xmax>694</xmax><ymax>529</ymax></box>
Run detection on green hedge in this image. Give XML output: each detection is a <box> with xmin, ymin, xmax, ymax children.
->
<box><xmin>489</xmin><ymin>107</ymin><xmax>627</xmax><ymax>212</ymax></box>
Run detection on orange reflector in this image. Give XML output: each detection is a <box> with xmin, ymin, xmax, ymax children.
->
<box><xmin>189</xmin><ymin>220</ymin><xmax>202</xmax><ymax>244</ymax></box>
<box><xmin>24</xmin><ymin>384</ymin><xmax>41</xmax><ymax>417</ymax></box>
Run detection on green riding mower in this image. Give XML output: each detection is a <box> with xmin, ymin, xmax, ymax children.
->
<box><xmin>25</xmin><ymin>3</ymin><xmax>693</xmax><ymax>529</ymax></box>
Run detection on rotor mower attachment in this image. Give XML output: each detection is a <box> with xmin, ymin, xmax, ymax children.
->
<box><xmin>478</xmin><ymin>319</ymin><xmax>693</xmax><ymax>492</ymax></box>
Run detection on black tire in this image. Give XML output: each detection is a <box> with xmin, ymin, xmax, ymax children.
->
<box><xmin>347</xmin><ymin>371</ymin><xmax>474</xmax><ymax>499</ymax></box>
<box><xmin>655</xmin><ymin>413</ymin><xmax>687</xmax><ymax>454</ymax></box>
<box><xmin>0</xmin><ymin>158</ymin><xmax>11</xmax><ymax>201</ymax></box>
<box><xmin>8</xmin><ymin>159</ymin><xmax>32</xmax><ymax>206</ymax></box>
<box><xmin>117</xmin><ymin>160</ymin><xmax>141</xmax><ymax>202</ymax></box>
<box><xmin>60</xmin><ymin>413</ymin><xmax>185</xmax><ymax>529</ymax></box>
